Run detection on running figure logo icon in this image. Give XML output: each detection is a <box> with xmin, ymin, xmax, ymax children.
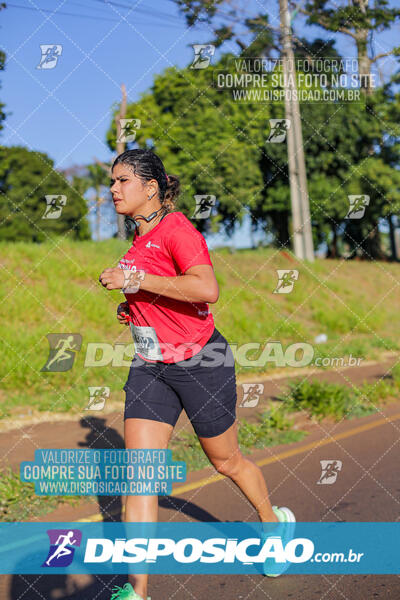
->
<box><xmin>273</xmin><ymin>270</ymin><xmax>299</xmax><ymax>294</ymax></box>
<box><xmin>121</xmin><ymin>268</ymin><xmax>146</xmax><ymax>294</ymax></box>
<box><xmin>192</xmin><ymin>195</ymin><xmax>216</xmax><ymax>219</ymax></box>
<box><xmin>42</xmin><ymin>529</ymin><xmax>82</xmax><ymax>567</ymax></box>
<box><xmin>85</xmin><ymin>386</ymin><xmax>110</xmax><ymax>411</ymax></box>
<box><xmin>266</xmin><ymin>119</ymin><xmax>291</xmax><ymax>143</ymax></box>
<box><xmin>118</xmin><ymin>118</ymin><xmax>141</xmax><ymax>143</ymax></box>
<box><xmin>41</xmin><ymin>334</ymin><xmax>82</xmax><ymax>372</ymax></box>
<box><xmin>37</xmin><ymin>44</ymin><xmax>63</xmax><ymax>69</ymax></box>
<box><xmin>317</xmin><ymin>460</ymin><xmax>342</xmax><ymax>484</ymax></box>
<box><xmin>239</xmin><ymin>383</ymin><xmax>264</xmax><ymax>408</ymax></box>
<box><xmin>345</xmin><ymin>195</ymin><xmax>370</xmax><ymax>219</ymax></box>
<box><xmin>190</xmin><ymin>44</ymin><xmax>215</xmax><ymax>69</ymax></box>
<box><xmin>42</xmin><ymin>195</ymin><xmax>67</xmax><ymax>219</ymax></box>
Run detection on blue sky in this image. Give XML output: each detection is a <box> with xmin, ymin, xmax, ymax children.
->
<box><xmin>1</xmin><ymin>0</ymin><xmax>399</xmax><ymax>244</ymax></box>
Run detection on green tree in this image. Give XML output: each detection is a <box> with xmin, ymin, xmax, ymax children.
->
<box><xmin>301</xmin><ymin>0</ymin><xmax>400</xmax><ymax>94</ymax></box>
<box><xmin>0</xmin><ymin>146</ymin><xmax>91</xmax><ymax>242</ymax></box>
<box><xmin>106</xmin><ymin>56</ymin><xmax>269</xmax><ymax>235</ymax></box>
<box><xmin>298</xmin><ymin>1</ymin><xmax>400</xmax><ymax>258</ymax></box>
<box><xmin>173</xmin><ymin>0</ymin><xmax>400</xmax><ymax>259</ymax></box>
<box><xmin>105</xmin><ymin>53</ymin><xmax>400</xmax><ymax>257</ymax></box>
<box><xmin>105</xmin><ymin>2</ymin><xmax>400</xmax><ymax>258</ymax></box>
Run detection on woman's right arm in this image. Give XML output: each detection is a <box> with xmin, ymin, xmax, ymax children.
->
<box><xmin>116</xmin><ymin>301</ymin><xmax>130</xmax><ymax>326</ymax></box>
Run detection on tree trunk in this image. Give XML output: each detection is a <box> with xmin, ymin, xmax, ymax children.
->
<box><xmin>354</xmin><ymin>0</ymin><xmax>373</xmax><ymax>95</ymax></box>
<box><xmin>362</xmin><ymin>221</ymin><xmax>386</xmax><ymax>260</ymax></box>
<box><xmin>388</xmin><ymin>214</ymin><xmax>399</xmax><ymax>261</ymax></box>
<box><xmin>327</xmin><ymin>222</ymin><xmax>338</xmax><ymax>258</ymax></box>
<box><xmin>272</xmin><ymin>210</ymin><xmax>291</xmax><ymax>250</ymax></box>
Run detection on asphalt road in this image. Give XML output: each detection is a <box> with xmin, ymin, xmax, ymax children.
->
<box><xmin>1</xmin><ymin>358</ymin><xmax>399</xmax><ymax>599</ymax></box>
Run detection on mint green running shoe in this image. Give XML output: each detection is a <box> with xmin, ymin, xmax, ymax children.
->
<box><xmin>110</xmin><ymin>582</ymin><xmax>151</xmax><ymax>600</ymax></box>
<box><xmin>261</xmin><ymin>505</ymin><xmax>296</xmax><ymax>577</ymax></box>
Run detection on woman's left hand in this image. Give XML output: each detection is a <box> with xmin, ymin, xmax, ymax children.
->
<box><xmin>98</xmin><ymin>267</ymin><xmax>125</xmax><ymax>290</ymax></box>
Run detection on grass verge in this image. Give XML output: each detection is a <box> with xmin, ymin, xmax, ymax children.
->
<box><xmin>0</xmin><ymin>467</ymin><xmax>81</xmax><ymax>522</ymax></box>
<box><xmin>278</xmin><ymin>363</ymin><xmax>400</xmax><ymax>421</ymax></box>
<box><xmin>2</xmin><ymin>242</ymin><xmax>400</xmax><ymax>416</ymax></box>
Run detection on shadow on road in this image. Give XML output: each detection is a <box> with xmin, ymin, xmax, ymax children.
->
<box><xmin>78</xmin><ymin>416</ymin><xmax>124</xmax><ymax>522</ymax></box>
<box><xmin>7</xmin><ymin>416</ymin><xmax>225</xmax><ymax>599</ymax></box>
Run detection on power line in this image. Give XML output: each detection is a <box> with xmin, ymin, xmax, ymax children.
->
<box><xmin>6</xmin><ymin>2</ymin><xmax>124</xmax><ymax>21</ymax></box>
<box><xmin>7</xmin><ymin>0</ymin><xmax>262</xmax><ymax>36</ymax></box>
<box><xmin>88</xmin><ymin>0</ymin><xmax>185</xmax><ymax>24</ymax></box>
<box><xmin>5</xmin><ymin>1</ymin><xmax>196</xmax><ymax>27</ymax></box>
<box><xmin>67</xmin><ymin>0</ymin><xmax>117</xmax><ymax>15</ymax></box>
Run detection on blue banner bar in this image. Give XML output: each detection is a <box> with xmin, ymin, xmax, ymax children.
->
<box><xmin>0</xmin><ymin>522</ymin><xmax>398</xmax><ymax>574</ymax></box>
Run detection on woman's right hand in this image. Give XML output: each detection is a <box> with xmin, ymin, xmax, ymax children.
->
<box><xmin>117</xmin><ymin>301</ymin><xmax>130</xmax><ymax>326</ymax></box>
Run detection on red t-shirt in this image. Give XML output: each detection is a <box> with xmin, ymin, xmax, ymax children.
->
<box><xmin>118</xmin><ymin>211</ymin><xmax>215</xmax><ymax>363</ymax></box>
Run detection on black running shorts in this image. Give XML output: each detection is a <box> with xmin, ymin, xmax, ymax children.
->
<box><xmin>123</xmin><ymin>327</ymin><xmax>237</xmax><ymax>438</ymax></box>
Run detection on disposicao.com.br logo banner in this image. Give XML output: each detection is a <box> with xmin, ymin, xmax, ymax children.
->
<box><xmin>0</xmin><ymin>522</ymin><xmax>398</xmax><ymax>575</ymax></box>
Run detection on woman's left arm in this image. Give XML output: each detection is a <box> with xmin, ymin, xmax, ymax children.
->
<box><xmin>141</xmin><ymin>264</ymin><xmax>219</xmax><ymax>303</ymax></box>
<box><xmin>99</xmin><ymin>264</ymin><xmax>219</xmax><ymax>304</ymax></box>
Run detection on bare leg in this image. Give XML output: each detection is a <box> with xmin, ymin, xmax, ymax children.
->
<box><xmin>198</xmin><ymin>420</ymin><xmax>279</xmax><ymax>523</ymax></box>
<box><xmin>124</xmin><ymin>418</ymin><xmax>174</xmax><ymax>599</ymax></box>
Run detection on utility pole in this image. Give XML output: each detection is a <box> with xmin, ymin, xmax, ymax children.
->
<box><xmin>94</xmin><ymin>84</ymin><xmax>128</xmax><ymax>240</ymax></box>
<box><xmin>115</xmin><ymin>83</ymin><xmax>128</xmax><ymax>240</ymax></box>
<box><xmin>279</xmin><ymin>0</ymin><xmax>314</xmax><ymax>261</ymax></box>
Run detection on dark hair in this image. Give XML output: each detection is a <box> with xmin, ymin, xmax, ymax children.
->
<box><xmin>112</xmin><ymin>149</ymin><xmax>180</xmax><ymax>212</ymax></box>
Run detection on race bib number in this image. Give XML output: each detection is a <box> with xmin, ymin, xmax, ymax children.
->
<box><xmin>130</xmin><ymin>325</ymin><xmax>163</xmax><ymax>361</ymax></box>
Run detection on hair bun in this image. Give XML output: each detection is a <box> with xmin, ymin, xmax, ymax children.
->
<box><xmin>164</xmin><ymin>174</ymin><xmax>180</xmax><ymax>210</ymax></box>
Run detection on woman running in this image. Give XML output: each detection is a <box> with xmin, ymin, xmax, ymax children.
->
<box><xmin>99</xmin><ymin>149</ymin><xmax>295</xmax><ymax>600</ymax></box>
